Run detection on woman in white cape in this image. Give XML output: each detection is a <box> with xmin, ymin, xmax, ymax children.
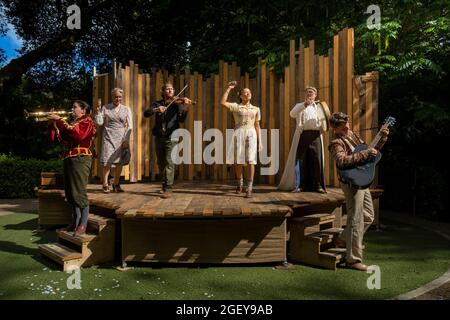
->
<box><xmin>278</xmin><ymin>87</ymin><xmax>329</xmax><ymax>192</ymax></box>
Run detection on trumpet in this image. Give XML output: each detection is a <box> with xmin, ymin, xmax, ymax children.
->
<box><xmin>24</xmin><ymin>109</ymin><xmax>71</xmax><ymax>122</ymax></box>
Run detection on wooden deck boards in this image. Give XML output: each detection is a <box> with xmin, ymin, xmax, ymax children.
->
<box><xmin>83</xmin><ymin>182</ymin><xmax>345</xmax><ymax>219</ymax></box>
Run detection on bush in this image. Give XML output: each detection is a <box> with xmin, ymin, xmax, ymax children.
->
<box><xmin>0</xmin><ymin>154</ymin><xmax>63</xmax><ymax>198</ymax></box>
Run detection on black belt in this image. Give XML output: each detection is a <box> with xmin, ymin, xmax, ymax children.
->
<box><xmin>338</xmin><ymin>178</ymin><xmax>366</xmax><ymax>190</ymax></box>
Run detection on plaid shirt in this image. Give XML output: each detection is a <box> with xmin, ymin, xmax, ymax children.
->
<box><xmin>328</xmin><ymin>130</ymin><xmax>387</xmax><ymax>169</ymax></box>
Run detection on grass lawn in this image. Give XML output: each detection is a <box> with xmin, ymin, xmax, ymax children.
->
<box><xmin>0</xmin><ymin>212</ymin><xmax>449</xmax><ymax>300</ymax></box>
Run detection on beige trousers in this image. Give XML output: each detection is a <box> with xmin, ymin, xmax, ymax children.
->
<box><xmin>340</xmin><ymin>183</ymin><xmax>374</xmax><ymax>264</ymax></box>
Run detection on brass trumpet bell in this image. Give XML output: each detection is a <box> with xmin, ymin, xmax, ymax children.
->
<box><xmin>24</xmin><ymin>109</ymin><xmax>71</xmax><ymax>122</ymax></box>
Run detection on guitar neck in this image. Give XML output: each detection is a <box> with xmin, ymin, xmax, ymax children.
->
<box><xmin>368</xmin><ymin>124</ymin><xmax>387</xmax><ymax>149</ymax></box>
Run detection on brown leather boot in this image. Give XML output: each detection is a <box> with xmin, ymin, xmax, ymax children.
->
<box><xmin>74</xmin><ymin>225</ymin><xmax>86</xmax><ymax>236</ymax></box>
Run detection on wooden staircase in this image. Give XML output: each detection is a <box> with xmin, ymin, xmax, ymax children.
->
<box><xmin>289</xmin><ymin>213</ymin><xmax>345</xmax><ymax>270</ymax></box>
<box><xmin>39</xmin><ymin>214</ymin><xmax>116</xmax><ymax>271</ymax></box>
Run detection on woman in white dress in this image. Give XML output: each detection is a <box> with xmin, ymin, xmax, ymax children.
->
<box><xmin>220</xmin><ymin>81</ymin><xmax>262</xmax><ymax>198</ymax></box>
<box><xmin>95</xmin><ymin>88</ymin><xmax>133</xmax><ymax>193</ymax></box>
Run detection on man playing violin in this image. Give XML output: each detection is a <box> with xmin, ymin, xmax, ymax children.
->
<box><xmin>144</xmin><ymin>82</ymin><xmax>193</xmax><ymax>198</ymax></box>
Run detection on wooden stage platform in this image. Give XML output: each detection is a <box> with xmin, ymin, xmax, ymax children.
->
<box><xmin>38</xmin><ymin>182</ymin><xmax>353</xmax><ymax>269</ymax></box>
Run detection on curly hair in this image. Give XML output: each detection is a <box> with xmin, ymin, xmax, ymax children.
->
<box><xmin>329</xmin><ymin>112</ymin><xmax>349</xmax><ymax>128</ymax></box>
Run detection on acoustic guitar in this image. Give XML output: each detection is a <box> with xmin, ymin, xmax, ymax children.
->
<box><xmin>338</xmin><ymin>116</ymin><xmax>396</xmax><ymax>188</ymax></box>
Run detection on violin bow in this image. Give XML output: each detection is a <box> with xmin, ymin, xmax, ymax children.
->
<box><xmin>164</xmin><ymin>84</ymin><xmax>189</xmax><ymax>110</ymax></box>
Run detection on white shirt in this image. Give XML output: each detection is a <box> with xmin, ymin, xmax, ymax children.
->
<box><xmin>301</xmin><ymin>102</ymin><xmax>321</xmax><ymax>130</ymax></box>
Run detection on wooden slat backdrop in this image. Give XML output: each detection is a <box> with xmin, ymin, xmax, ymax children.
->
<box><xmin>92</xmin><ymin>28</ymin><xmax>379</xmax><ymax>188</ymax></box>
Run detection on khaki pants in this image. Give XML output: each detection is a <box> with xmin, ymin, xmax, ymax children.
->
<box><xmin>340</xmin><ymin>183</ymin><xmax>374</xmax><ymax>264</ymax></box>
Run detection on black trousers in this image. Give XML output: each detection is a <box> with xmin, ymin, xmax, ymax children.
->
<box><xmin>296</xmin><ymin>130</ymin><xmax>325</xmax><ymax>191</ymax></box>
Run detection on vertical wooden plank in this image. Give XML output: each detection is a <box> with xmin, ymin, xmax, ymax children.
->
<box><xmin>333</xmin><ymin>34</ymin><xmax>340</xmax><ymax>186</ymax></box>
<box><xmin>289</xmin><ymin>40</ymin><xmax>296</xmax><ymax>106</ymax></box>
<box><xmin>365</xmin><ymin>77</ymin><xmax>374</xmax><ymax>145</ymax></box>
<box><xmin>122</xmin><ymin>64</ymin><xmax>131</xmax><ymax>180</ymax></box>
<box><xmin>279</xmin><ymin>79</ymin><xmax>284</xmax><ymax>182</ymax></box>
<box><xmin>260</xmin><ymin>63</ymin><xmax>267</xmax><ymax>136</ymax></box>
<box><xmin>289</xmin><ymin>39</ymin><xmax>296</xmax><ymax>150</ymax></box>
<box><xmin>323</xmin><ymin>56</ymin><xmax>331</xmax><ymax>187</ymax></box>
<box><xmin>268</xmin><ymin>68</ymin><xmax>275</xmax><ymax>185</ymax></box>
<box><xmin>213</xmin><ymin>74</ymin><xmax>220</xmax><ymax>181</ymax></box>
<box><xmin>298</xmin><ymin>39</ymin><xmax>305</xmax><ymax>102</ymax></box>
<box><xmin>204</xmin><ymin>77</ymin><xmax>211</xmax><ymax>180</ymax></box>
<box><xmin>372</xmin><ymin>72</ymin><xmax>379</xmax><ymax>186</ymax></box>
<box><xmin>154</xmin><ymin>70</ymin><xmax>163</xmax><ymax>179</ymax></box>
<box><xmin>309</xmin><ymin>40</ymin><xmax>315</xmax><ymax>88</ymax></box>
<box><xmin>196</xmin><ymin>73</ymin><xmax>204</xmax><ymax>180</ymax></box>
<box><xmin>221</xmin><ymin>62</ymin><xmax>228</xmax><ymax>181</ymax></box>
<box><xmin>137</xmin><ymin>73</ymin><xmax>143</xmax><ymax>181</ymax></box>
<box><xmin>92</xmin><ymin>73</ymin><xmax>99</xmax><ymax>178</ymax></box>
<box><xmin>130</xmin><ymin>62</ymin><xmax>138</xmax><ymax>182</ymax></box>
<box><xmin>283</xmin><ymin>67</ymin><xmax>290</xmax><ymax>178</ymax></box>
<box><xmin>318</xmin><ymin>55</ymin><xmax>329</xmax><ymax>187</ymax></box>
<box><xmin>103</xmin><ymin>74</ymin><xmax>110</xmax><ymax>183</ymax></box>
<box><xmin>244</xmin><ymin>72</ymin><xmax>250</xmax><ymax>89</ymax></box>
<box><xmin>145</xmin><ymin>73</ymin><xmax>151</xmax><ymax>177</ymax></box>
<box><xmin>178</xmin><ymin>73</ymin><xmax>185</xmax><ymax>181</ymax></box>
<box><xmin>304</xmin><ymin>46</ymin><xmax>310</xmax><ymax>87</ymax></box>
<box><xmin>339</xmin><ymin>29</ymin><xmax>347</xmax><ymax>115</ymax></box>
<box><xmin>346</xmin><ymin>28</ymin><xmax>354</xmax><ymax>122</ymax></box>
<box><xmin>188</xmin><ymin>74</ymin><xmax>195</xmax><ymax>180</ymax></box>
<box><xmin>352</xmin><ymin>76</ymin><xmax>360</xmax><ymax>135</ymax></box>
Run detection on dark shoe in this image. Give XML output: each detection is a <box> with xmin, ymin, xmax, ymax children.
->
<box><xmin>315</xmin><ymin>188</ymin><xmax>327</xmax><ymax>194</ymax></box>
<box><xmin>275</xmin><ymin>261</ymin><xmax>295</xmax><ymax>270</ymax></box>
<box><xmin>102</xmin><ymin>185</ymin><xmax>110</xmax><ymax>193</ymax></box>
<box><xmin>347</xmin><ymin>262</ymin><xmax>368</xmax><ymax>271</ymax></box>
<box><xmin>113</xmin><ymin>184</ymin><xmax>124</xmax><ymax>192</ymax></box>
<box><xmin>236</xmin><ymin>185</ymin><xmax>243</xmax><ymax>194</ymax></box>
<box><xmin>74</xmin><ymin>225</ymin><xmax>86</xmax><ymax>236</ymax></box>
<box><xmin>160</xmin><ymin>190</ymin><xmax>172</xmax><ymax>199</ymax></box>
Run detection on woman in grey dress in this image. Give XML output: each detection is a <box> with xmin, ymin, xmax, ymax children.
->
<box><xmin>95</xmin><ymin>88</ymin><xmax>133</xmax><ymax>193</ymax></box>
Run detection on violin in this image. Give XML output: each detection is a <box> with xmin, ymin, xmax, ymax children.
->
<box><xmin>165</xmin><ymin>96</ymin><xmax>197</xmax><ymax>106</ymax></box>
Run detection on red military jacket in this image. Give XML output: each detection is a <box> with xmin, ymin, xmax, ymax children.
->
<box><xmin>49</xmin><ymin>115</ymin><xmax>96</xmax><ymax>159</ymax></box>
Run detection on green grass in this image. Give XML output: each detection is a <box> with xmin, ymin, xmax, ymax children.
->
<box><xmin>0</xmin><ymin>212</ymin><xmax>449</xmax><ymax>300</ymax></box>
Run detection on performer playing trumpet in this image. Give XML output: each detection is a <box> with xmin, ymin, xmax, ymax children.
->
<box><xmin>48</xmin><ymin>100</ymin><xmax>96</xmax><ymax>236</ymax></box>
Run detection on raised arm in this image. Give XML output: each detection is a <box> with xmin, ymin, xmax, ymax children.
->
<box><xmin>94</xmin><ymin>105</ymin><xmax>105</xmax><ymax>126</ymax></box>
<box><xmin>220</xmin><ymin>81</ymin><xmax>237</xmax><ymax>110</ymax></box>
<box><xmin>290</xmin><ymin>102</ymin><xmax>305</xmax><ymax>118</ymax></box>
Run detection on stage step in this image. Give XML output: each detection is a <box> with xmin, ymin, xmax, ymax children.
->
<box><xmin>40</xmin><ymin>212</ymin><xmax>116</xmax><ymax>271</ymax></box>
<box><xmin>87</xmin><ymin>213</ymin><xmax>115</xmax><ymax>233</ymax></box>
<box><xmin>293</xmin><ymin>213</ymin><xmax>335</xmax><ymax>227</ymax></box>
<box><xmin>38</xmin><ymin>243</ymin><xmax>83</xmax><ymax>271</ymax></box>
<box><xmin>290</xmin><ymin>217</ymin><xmax>347</xmax><ymax>270</ymax></box>
<box><xmin>303</xmin><ymin>227</ymin><xmax>343</xmax><ymax>246</ymax></box>
<box><xmin>57</xmin><ymin>230</ymin><xmax>97</xmax><ymax>246</ymax></box>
